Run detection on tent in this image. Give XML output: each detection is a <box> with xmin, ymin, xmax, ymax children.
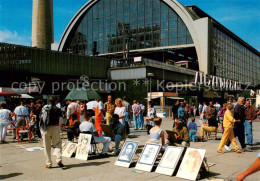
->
<box><xmin>65</xmin><ymin>88</ymin><xmax>101</xmax><ymax>101</ymax></box>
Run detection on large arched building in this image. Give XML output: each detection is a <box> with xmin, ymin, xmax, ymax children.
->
<box><xmin>58</xmin><ymin>0</ymin><xmax>260</xmax><ymax>87</ymax></box>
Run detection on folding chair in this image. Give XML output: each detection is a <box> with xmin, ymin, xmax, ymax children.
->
<box><xmin>207</xmin><ymin>127</ymin><xmax>218</xmax><ymax>140</ymax></box>
<box><xmin>16</xmin><ymin>126</ymin><xmax>32</xmax><ymax>144</ymax></box>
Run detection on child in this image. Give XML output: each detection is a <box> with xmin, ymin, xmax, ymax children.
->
<box><xmin>148</xmin><ymin>117</ymin><xmax>165</xmax><ymax>146</ymax></box>
<box><xmin>188</xmin><ymin>117</ymin><xmax>197</xmax><ymax>142</ymax></box>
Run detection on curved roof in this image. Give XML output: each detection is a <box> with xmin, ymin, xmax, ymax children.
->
<box><xmin>58</xmin><ymin>0</ymin><xmax>199</xmax><ymax>52</ymax></box>
<box><xmin>57</xmin><ymin>0</ymin><xmax>208</xmax><ymax>73</ymax></box>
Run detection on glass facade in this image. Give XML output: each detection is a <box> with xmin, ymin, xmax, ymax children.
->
<box><xmin>211</xmin><ymin>26</ymin><xmax>260</xmax><ymax>86</ymax></box>
<box><xmin>63</xmin><ymin>0</ymin><xmax>193</xmax><ymax>55</ymax></box>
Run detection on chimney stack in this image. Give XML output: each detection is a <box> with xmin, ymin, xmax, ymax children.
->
<box><xmin>32</xmin><ymin>0</ymin><xmax>54</xmax><ymax>49</ymax></box>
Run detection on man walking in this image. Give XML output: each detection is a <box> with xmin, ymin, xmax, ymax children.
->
<box><xmin>41</xmin><ymin>96</ymin><xmax>64</xmax><ymax>168</ymax></box>
<box><xmin>244</xmin><ymin>100</ymin><xmax>257</xmax><ymax>146</ymax></box>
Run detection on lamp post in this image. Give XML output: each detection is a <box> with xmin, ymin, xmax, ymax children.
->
<box><xmin>94</xmin><ymin>17</ymin><xmax>127</xmax><ymax>59</ymax></box>
<box><xmin>147</xmin><ymin>73</ymin><xmax>155</xmax><ymax>101</ymax></box>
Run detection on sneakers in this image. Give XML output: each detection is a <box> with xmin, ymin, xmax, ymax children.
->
<box><xmin>45</xmin><ymin>164</ymin><xmax>51</xmax><ymax>169</ymax></box>
<box><xmin>235</xmin><ymin>149</ymin><xmax>243</xmax><ymax>153</ymax></box>
<box><xmin>242</xmin><ymin>147</ymin><xmax>252</xmax><ymax>152</ymax></box>
<box><xmin>112</xmin><ymin>149</ymin><xmax>119</xmax><ymax>155</ymax></box>
<box><xmin>224</xmin><ymin>145</ymin><xmax>231</xmax><ymax>152</ymax></box>
<box><xmin>217</xmin><ymin>150</ymin><xmax>224</xmax><ymax>154</ymax></box>
<box><xmin>57</xmin><ymin>161</ymin><xmax>65</xmax><ymax>167</ymax></box>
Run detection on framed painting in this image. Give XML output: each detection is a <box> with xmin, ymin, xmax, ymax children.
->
<box><xmin>115</xmin><ymin>140</ymin><xmax>139</xmax><ymax>167</ymax></box>
<box><xmin>75</xmin><ymin>133</ymin><xmax>92</xmax><ymax>160</ymax></box>
<box><xmin>176</xmin><ymin>148</ymin><xmax>206</xmax><ymax>181</ymax></box>
<box><xmin>135</xmin><ymin>143</ymin><xmax>161</xmax><ymax>172</ymax></box>
<box><xmin>62</xmin><ymin>142</ymin><xmax>77</xmax><ymax>158</ymax></box>
<box><xmin>155</xmin><ymin>146</ymin><xmax>184</xmax><ymax>176</ymax></box>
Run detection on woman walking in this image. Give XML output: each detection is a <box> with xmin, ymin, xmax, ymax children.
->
<box><xmin>217</xmin><ymin>103</ymin><xmax>243</xmax><ymax>153</ymax></box>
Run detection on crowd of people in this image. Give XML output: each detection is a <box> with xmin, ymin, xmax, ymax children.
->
<box><xmin>0</xmin><ymin>95</ymin><xmax>259</xmax><ymax>178</ymax></box>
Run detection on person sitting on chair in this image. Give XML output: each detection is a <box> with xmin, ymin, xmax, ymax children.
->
<box><xmin>166</xmin><ymin>121</ymin><xmax>190</xmax><ymax>147</ymax></box>
<box><xmin>200</xmin><ymin>112</ymin><xmax>218</xmax><ymax>141</ymax></box>
<box><xmin>65</xmin><ymin>114</ymin><xmax>80</xmax><ymax>142</ymax></box>
<box><xmin>79</xmin><ymin>111</ymin><xmax>111</xmax><ymax>157</ymax></box>
<box><xmin>110</xmin><ymin>114</ymin><xmax>125</xmax><ymax>155</ymax></box>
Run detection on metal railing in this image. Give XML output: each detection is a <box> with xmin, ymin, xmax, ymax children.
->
<box><xmin>110</xmin><ymin>57</ymin><xmax>197</xmax><ymax>75</ymax></box>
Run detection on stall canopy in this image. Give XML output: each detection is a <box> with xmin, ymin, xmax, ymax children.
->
<box><xmin>167</xmin><ymin>97</ymin><xmax>184</xmax><ymax>100</ymax></box>
<box><xmin>21</xmin><ymin>94</ymin><xmax>34</xmax><ymax>99</ymax></box>
<box><xmin>65</xmin><ymin>88</ymin><xmax>101</xmax><ymax>101</ymax></box>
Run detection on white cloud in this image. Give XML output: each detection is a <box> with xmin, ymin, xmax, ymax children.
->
<box><xmin>0</xmin><ymin>29</ymin><xmax>31</xmax><ymax>46</ymax></box>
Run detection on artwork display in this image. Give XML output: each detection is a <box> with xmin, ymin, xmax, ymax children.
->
<box><xmin>115</xmin><ymin>140</ymin><xmax>139</xmax><ymax>167</ymax></box>
<box><xmin>176</xmin><ymin>148</ymin><xmax>206</xmax><ymax>181</ymax></box>
<box><xmin>135</xmin><ymin>143</ymin><xmax>161</xmax><ymax>172</ymax></box>
<box><xmin>62</xmin><ymin>142</ymin><xmax>77</xmax><ymax>158</ymax></box>
<box><xmin>75</xmin><ymin>133</ymin><xmax>92</xmax><ymax>160</ymax></box>
<box><xmin>155</xmin><ymin>146</ymin><xmax>184</xmax><ymax>176</ymax></box>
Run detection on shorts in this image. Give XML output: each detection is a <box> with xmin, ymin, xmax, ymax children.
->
<box><xmin>15</xmin><ymin>117</ymin><xmax>26</xmax><ymax>127</ymax></box>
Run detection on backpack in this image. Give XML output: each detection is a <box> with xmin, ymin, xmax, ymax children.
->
<box><xmin>40</xmin><ymin>105</ymin><xmax>60</xmax><ymax>132</ymax></box>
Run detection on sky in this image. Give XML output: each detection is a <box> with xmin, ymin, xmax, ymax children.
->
<box><xmin>0</xmin><ymin>0</ymin><xmax>259</xmax><ymax>51</ymax></box>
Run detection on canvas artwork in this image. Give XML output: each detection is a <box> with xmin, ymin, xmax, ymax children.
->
<box><xmin>155</xmin><ymin>146</ymin><xmax>184</xmax><ymax>176</ymax></box>
<box><xmin>115</xmin><ymin>140</ymin><xmax>139</xmax><ymax>167</ymax></box>
<box><xmin>138</xmin><ymin>143</ymin><xmax>161</xmax><ymax>165</ymax></box>
<box><xmin>75</xmin><ymin>133</ymin><xmax>92</xmax><ymax>160</ymax></box>
<box><xmin>176</xmin><ymin>148</ymin><xmax>206</xmax><ymax>181</ymax></box>
<box><xmin>62</xmin><ymin>142</ymin><xmax>77</xmax><ymax>158</ymax></box>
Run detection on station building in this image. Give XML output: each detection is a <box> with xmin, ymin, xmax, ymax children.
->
<box><xmin>58</xmin><ymin>0</ymin><xmax>260</xmax><ymax>87</ymax></box>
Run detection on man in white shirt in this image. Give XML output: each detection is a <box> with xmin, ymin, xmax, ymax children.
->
<box><xmin>80</xmin><ymin>111</ymin><xmax>111</xmax><ymax>156</ymax></box>
<box><xmin>0</xmin><ymin>103</ymin><xmax>11</xmax><ymax>142</ymax></box>
<box><xmin>14</xmin><ymin>101</ymin><xmax>29</xmax><ymax>127</ymax></box>
<box><xmin>66</xmin><ymin>100</ymin><xmax>81</xmax><ymax>127</ymax></box>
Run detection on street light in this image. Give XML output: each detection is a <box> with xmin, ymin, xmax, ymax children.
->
<box><xmin>147</xmin><ymin>73</ymin><xmax>155</xmax><ymax>101</ymax></box>
<box><xmin>94</xmin><ymin>17</ymin><xmax>128</xmax><ymax>59</ymax></box>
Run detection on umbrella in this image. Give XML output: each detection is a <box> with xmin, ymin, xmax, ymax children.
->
<box><xmin>65</xmin><ymin>88</ymin><xmax>101</xmax><ymax>101</ymax></box>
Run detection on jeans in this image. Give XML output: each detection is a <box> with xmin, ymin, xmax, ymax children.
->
<box><xmin>115</xmin><ymin>134</ymin><xmax>122</xmax><ymax>149</ymax></box>
<box><xmin>125</xmin><ymin>112</ymin><xmax>130</xmax><ymax>125</ymax></box>
<box><xmin>189</xmin><ymin>130</ymin><xmax>196</xmax><ymax>142</ymax></box>
<box><xmin>0</xmin><ymin>121</ymin><xmax>10</xmax><ymax>141</ymax></box>
<box><xmin>133</xmin><ymin>114</ymin><xmax>139</xmax><ymax>129</ymax></box>
<box><xmin>138</xmin><ymin>114</ymin><xmax>144</xmax><ymax>129</ymax></box>
<box><xmin>244</xmin><ymin>120</ymin><xmax>253</xmax><ymax>145</ymax></box>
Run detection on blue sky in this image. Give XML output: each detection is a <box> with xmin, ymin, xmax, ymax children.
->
<box><xmin>0</xmin><ymin>0</ymin><xmax>259</xmax><ymax>51</ymax></box>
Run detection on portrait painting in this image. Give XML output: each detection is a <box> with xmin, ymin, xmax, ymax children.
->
<box><xmin>117</xmin><ymin>141</ymin><xmax>139</xmax><ymax>163</ymax></box>
<box><xmin>176</xmin><ymin>148</ymin><xmax>206</xmax><ymax>181</ymax></box>
<box><xmin>138</xmin><ymin>143</ymin><xmax>161</xmax><ymax>165</ymax></box>
<box><xmin>62</xmin><ymin>143</ymin><xmax>77</xmax><ymax>158</ymax></box>
<box><xmin>76</xmin><ymin>133</ymin><xmax>92</xmax><ymax>160</ymax></box>
<box><xmin>159</xmin><ymin>146</ymin><xmax>184</xmax><ymax>169</ymax></box>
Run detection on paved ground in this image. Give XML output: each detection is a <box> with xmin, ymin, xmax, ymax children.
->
<box><xmin>0</xmin><ymin>117</ymin><xmax>259</xmax><ymax>181</ymax></box>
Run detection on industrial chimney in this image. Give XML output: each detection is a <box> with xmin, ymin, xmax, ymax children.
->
<box><xmin>31</xmin><ymin>0</ymin><xmax>54</xmax><ymax>49</ymax></box>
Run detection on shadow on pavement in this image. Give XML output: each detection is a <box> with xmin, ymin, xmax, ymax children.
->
<box><xmin>61</xmin><ymin>161</ymin><xmax>110</xmax><ymax>170</ymax></box>
<box><xmin>0</xmin><ymin>173</ymin><xmax>23</xmax><ymax>180</ymax></box>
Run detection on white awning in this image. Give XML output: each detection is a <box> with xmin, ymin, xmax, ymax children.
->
<box><xmin>21</xmin><ymin>94</ymin><xmax>34</xmax><ymax>99</ymax></box>
<box><xmin>166</xmin><ymin>97</ymin><xmax>184</xmax><ymax>100</ymax></box>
